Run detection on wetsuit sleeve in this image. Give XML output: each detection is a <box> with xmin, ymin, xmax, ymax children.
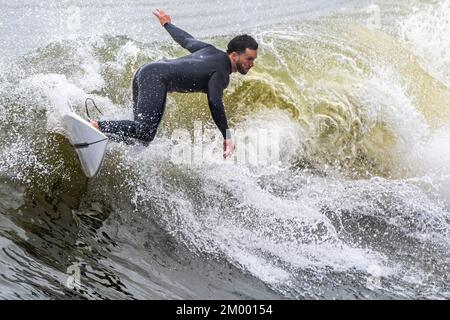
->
<box><xmin>164</xmin><ymin>23</ymin><xmax>211</xmax><ymax>53</ymax></box>
<box><xmin>207</xmin><ymin>72</ymin><xmax>229</xmax><ymax>139</ymax></box>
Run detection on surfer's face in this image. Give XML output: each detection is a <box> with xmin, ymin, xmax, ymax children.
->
<box><xmin>234</xmin><ymin>49</ymin><xmax>258</xmax><ymax>75</ymax></box>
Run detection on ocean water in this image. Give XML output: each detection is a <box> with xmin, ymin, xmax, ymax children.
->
<box><xmin>1</xmin><ymin>0</ymin><xmax>450</xmax><ymax>299</ymax></box>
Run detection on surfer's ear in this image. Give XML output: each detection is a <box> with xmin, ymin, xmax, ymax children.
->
<box><xmin>229</xmin><ymin>51</ymin><xmax>240</xmax><ymax>61</ymax></box>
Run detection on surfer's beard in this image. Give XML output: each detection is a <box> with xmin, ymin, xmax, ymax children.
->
<box><xmin>236</xmin><ymin>61</ymin><xmax>249</xmax><ymax>75</ymax></box>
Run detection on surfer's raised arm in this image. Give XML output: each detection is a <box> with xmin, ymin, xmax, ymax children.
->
<box><xmin>152</xmin><ymin>9</ymin><xmax>210</xmax><ymax>53</ymax></box>
<box><xmin>152</xmin><ymin>8</ymin><xmax>171</xmax><ymax>26</ymax></box>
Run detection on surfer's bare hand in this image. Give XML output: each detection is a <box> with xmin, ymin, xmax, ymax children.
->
<box><xmin>223</xmin><ymin>139</ymin><xmax>235</xmax><ymax>159</ymax></box>
<box><xmin>152</xmin><ymin>9</ymin><xmax>171</xmax><ymax>26</ymax></box>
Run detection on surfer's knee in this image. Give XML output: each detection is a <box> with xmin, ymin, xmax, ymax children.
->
<box><xmin>136</xmin><ymin>127</ymin><xmax>156</xmax><ymax>145</ymax></box>
<box><xmin>139</xmin><ymin>135</ymin><xmax>155</xmax><ymax>146</ymax></box>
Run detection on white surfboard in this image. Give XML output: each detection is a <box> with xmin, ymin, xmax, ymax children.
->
<box><xmin>62</xmin><ymin>113</ymin><xmax>108</xmax><ymax>178</ymax></box>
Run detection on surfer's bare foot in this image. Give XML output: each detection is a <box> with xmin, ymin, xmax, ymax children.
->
<box><xmin>90</xmin><ymin>120</ymin><xmax>100</xmax><ymax>130</ymax></box>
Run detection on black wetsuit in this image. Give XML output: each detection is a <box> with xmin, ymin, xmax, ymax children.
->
<box><xmin>98</xmin><ymin>23</ymin><xmax>232</xmax><ymax>145</ymax></box>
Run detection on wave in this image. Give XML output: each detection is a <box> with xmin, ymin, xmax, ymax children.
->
<box><xmin>1</xmin><ymin>1</ymin><xmax>450</xmax><ymax>299</ymax></box>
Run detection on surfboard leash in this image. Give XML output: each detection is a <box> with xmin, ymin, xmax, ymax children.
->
<box><xmin>85</xmin><ymin>98</ymin><xmax>103</xmax><ymax>121</ymax></box>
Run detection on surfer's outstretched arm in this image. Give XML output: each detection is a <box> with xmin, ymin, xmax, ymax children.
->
<box><xmin>207</xmin><ymin>73</ymin><xmax>229</xmax><ymax>139</ymax></box>
<box><xmin>207</xmin><ymin>73</ymin><xmax>236</xmax><ymax>159</ymax></box>
<box><xmin>153</xmin><ymin>9</ymin><xmax>210</xmax><ymax>53</ymax></box>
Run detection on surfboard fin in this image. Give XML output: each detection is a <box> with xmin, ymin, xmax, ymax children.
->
<box><xmin>72</xmin><ymin>138</ymin><xmax>108</xmax><ymax>149</ymax></box>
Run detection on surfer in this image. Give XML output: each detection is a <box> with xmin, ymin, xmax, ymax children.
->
<box><xmin>90</xmin><ymin>9</ymin><xmax>258</xmax><ymax>159</ymax></box>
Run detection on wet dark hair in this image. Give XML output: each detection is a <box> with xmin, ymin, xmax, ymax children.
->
<box><xmin>226</xmin><ymin>34</ymin><xmax>258</xmax><ymax>54</ymax></box>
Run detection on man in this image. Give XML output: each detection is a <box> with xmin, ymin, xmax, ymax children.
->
<box><xmin>90</xmin><ymin>9</ymin><xmax>258</xmax><ymax>159</ymax></box>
